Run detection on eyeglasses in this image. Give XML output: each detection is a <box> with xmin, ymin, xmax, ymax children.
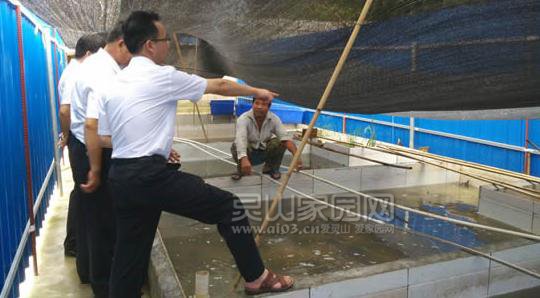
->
<box><xmin>150</xmin><ymin>37</ymin><xmax>171</xmax><ymax>43</ymax></box>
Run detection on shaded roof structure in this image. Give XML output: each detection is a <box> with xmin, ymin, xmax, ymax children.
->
<box><xmin>21</xmin><ymin>0</ymin><xmax>540</xmax><ymax>115</ymax></box>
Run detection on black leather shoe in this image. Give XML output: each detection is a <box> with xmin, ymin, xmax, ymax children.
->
<box><xmin>64</xmin><ymin>248</ymin><xmax>77</xmax><ymax>257</ymax></box>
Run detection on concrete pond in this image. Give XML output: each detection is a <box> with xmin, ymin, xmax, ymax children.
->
<box><xmin>148</xmin><ymin>136</ymin><xmax>540</xmax><ymax>298</ymax></box>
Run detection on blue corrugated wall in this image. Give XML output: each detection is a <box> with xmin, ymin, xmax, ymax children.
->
<box><xmin>0</xmin><ymin>2</ymin><xmax>27</xmax><ymax>297</ymax></box>
<box><xmin>0</xmin><ymin>0</ymin><xmax>65</xmax><ymax>296</ymax></box>
<box><xmin>415</xmin><ymin>119</ymin><xmax>526</xmax><ymax>173</ymax></box>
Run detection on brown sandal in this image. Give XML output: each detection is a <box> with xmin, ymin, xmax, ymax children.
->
<box><xmin>263</xmin><ymin>169</ymin><xmax>281</xmax><ymax>180</ymax></box>
<box><xmin>231</xmin><ymin>172</ymin><xmax>242</xmax><ymax>181</ymax></box>
<box><xmin>270</xmin><ymin>171</ymin><xmax>281</xmax><ymax>180</ymax></box>
<box><xmin>244</xmin><ymin>270</ymin><xmax>294</xmax><ymax>295</ymax></box>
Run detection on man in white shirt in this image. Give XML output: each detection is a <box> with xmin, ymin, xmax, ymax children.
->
<box><xmin>69</xmin><ymin>22</ymin><xmax>132</xmax><ymax>297</ymax></box>
<box><xmin>59</xmin><ymin>34</ymin><xmax>105</xmax><ymax>149</ymax></box>
<box><xmin>231</xmin><ymin>97</ymin><xmax>302</xmax><ymax>180</ymax></box>
<box><xmin>58</xmin><ymin>33</ymin><xmax>105</xmax><ymax>279</ymax></box>
<box><xmin>102</xmin><ymin>11</ymin><xmax>294</xmax><ymax>297</ymax></box>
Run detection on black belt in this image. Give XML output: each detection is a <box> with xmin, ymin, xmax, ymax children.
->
<box><xmin>112</xmin><ymin>154</ymin><xmax>167</xmax><ymax>165</ymax></box>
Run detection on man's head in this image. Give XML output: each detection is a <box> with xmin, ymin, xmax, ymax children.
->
<box><xmin>104</xmin><ymin>21</ymin><xmax>132</xmax><ymax>67</ymax></box>
<box><xmin>74</xmin><ymin>33</ymin><xmax>106</xmax><ymax>61</ymax></box>
<box><xmin>252</xmin><ymin>97</ymin><xmax>272</xmax><ymax>119</ymax></box>
<box><xmin>123</xmin><ymin>11</ymin><xmax>170</xmax><ymax>65</ymax></box>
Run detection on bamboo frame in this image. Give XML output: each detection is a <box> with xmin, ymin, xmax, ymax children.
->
<box><xmin>378</xmin><ymin>142</ymin><xmax>540</xmax><ymax>184</ymax></box>
<box><xmin>316</xmin><ymin>135</ymin><xmax>540</xmax><ymax>199</ymax></box>
<box><xmin>317</xmin><ymin>133</ymin><xmax>540</xmax><ymax>184</ymax></box>
<box><xmin>301</xmin><ymin>137</ymin><xmax>413</xmax><ymax>170</ymax></box>
<box><xmin>384</xmin><ymin>148</ymin><xmax>540</xmax><ymax>198</ymax></box>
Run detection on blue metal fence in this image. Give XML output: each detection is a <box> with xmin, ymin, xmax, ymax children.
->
<box><xmin>301</xmin><ymin>111</ymin><xmax>540</xmax><ymax>177</ymax></box>
<box><xmin>0</xmin><ymin>3</ymin><xmax>27</xmax><ymax>297</ymax></box>
<box><xmin>22</xmin><ymin>11</ymin><xmax>56</xmax><ymax>234</ymax></box>
<box><xmin>414</xmin><ymin>119</ymin><xmax>524</xmax><ymax>173</ymax></box>
<box><xmin>0</xmin><ymin>0</ymin><xmax>65</xmax><ymax>296</ymax></box>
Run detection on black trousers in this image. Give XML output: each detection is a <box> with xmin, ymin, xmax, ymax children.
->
<box><xmin>64</xmin><ymin>189</ymin><xmax>77</xmax><ymax>254</ymax></box>
<box><xmin>64</xmin><ymin>133</ymin><xmax>78</xmax><ymax>256</ymax></box>
<box><xmin>108</xmin><ymin>155</ymin><xmax>265</xmax><ymax>298</ymax></box>
<box><xmin>231</xmin><ymin>138</ymin><xmax>286</xmax><ymax>173</ymax></box>
<box><xmin>68</xmin><ymin>135</ymin><xmax>115</xmax><ymax>297</ymax></box>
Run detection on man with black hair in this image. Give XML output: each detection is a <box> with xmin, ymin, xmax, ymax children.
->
<box><xmin>231</xmin><ymin>97</ymin><xmax>302</xmax><ymax>180</ymax></box>
<box><xmin>101</xmin><ymin>10</ymin><xmax>294</xmax><ymax>297</ymax></box>
<box><xmin>58</xmin><ymin>33</ymin><xmax>105</xmax><ymax>282</ymax></box>
<box><xmin>59</xmin><ymin>33</ymin><xmax>105</xmax><ymax>149</ymax></box>
<box><xmin>70</xmin><ymin>22</ymin><xmax>132</xmax><ymax>297</ymax></box>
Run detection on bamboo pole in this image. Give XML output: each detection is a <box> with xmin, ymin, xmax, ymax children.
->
<box><xmin>300</xmin><ymin>136</ymin><xmax>412</xmax><ymax>170</ymax></box>
<box><xmin>194</xmin><ymin>103</ymin><xmax>209</xmax><ymax>142</ymax></box>
<box><xmin>383</xmin><ymin>147</ymin><xmax>540</xmax><ymax>198</ymax></box>
<box><xmin>378</xmin><ymin>142</ymin><xmax>540</xmax><ymax>184</ymax></box>
<box><xmin>172</xmin><ymin>32</ymin><xmax>185</xmax><ymax>69</ymax></box>
<box><xmin>318</xmin><ymin>134</ymin><xmax>540</xmax><ymax>191</ymax></box>
<box><xmin>320</xmin><ymin>133</ymin><xmax>540</xmax><ymax>184</ymax></box>
<box><xmin>232</xmin><ymin>0</ymin><xmax>375</xmax><ymax>290</ymax></box>
<box><xmin>256</xmin><ymin>0</ymin><xmax>374</xmax><ymax>244</ymax></box>
<box><xmin>318</xmin><ymin>135</ymin><xmax>540</xmax><ymax>198</ymax></box>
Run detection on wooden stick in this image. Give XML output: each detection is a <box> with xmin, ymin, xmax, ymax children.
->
<box><xmin>322</xmin><ymin>133</ymin><xmax>540</xmax><ymax>184</ymax></box>
<box><xmin>318</xmin><ymin>134</ymin><xmax>540</xmax><ymax>189</ymax></box>
<box><xmin>317</xmin><ymin>135</ymin><xmax>540</xmax><ymax>199</ymax></box>
<box><xmin>323</xmin><ymin>124</ymin><xmax>540</xmax><ymax>182</ymax></box>
<box><xmin>298</xmin><ymin>135</ymin><xmax>412</xmax><ymax>170</ymax></box>
<box><xmin>174</xmin><ymin>31</ymin><xmax>207</xmax><ymax>140</ymax></box>
<box><xmin>232</xmin><ymin>0</ymin><xmax>375</xmax><ymax>290</ymax></box>
<box><xmin>382</xmin><ymin>147</ymin><xmax>540</xmax><ymax>199</ymax></box>
<box><xmin>194</xmin><ymin>103</ymin><xmax>209</xmax><ymax>142</ymax></box>
<box><xmin>172</xmin><ymin>32</ymin><xmax>185</xmax><ymax>69</ymax></box>
<box><xmin>378</xmin><ymin>142</ymin><xmax>540</xmax><ymax>184</ymax></box>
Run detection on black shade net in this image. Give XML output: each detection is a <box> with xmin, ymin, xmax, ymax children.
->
<box><xmin>21</xmin><ymin>0</ymin><xmax>540</xmax><ymax>115</ymax></box>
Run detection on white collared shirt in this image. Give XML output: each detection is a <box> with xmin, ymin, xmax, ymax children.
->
<box><xmin>234</xmin><ymin>109</ymin><xmax>289</xmax><ymax>159</ymax></box>
<box><xmin>58</xmin><ymin>59</ymin><xmax>80</xmax><ymax>105</ymax></box>
<box><xmin>70</xmin><ymin>48</ymin><xmax>120</xmax><ymax>143</ymax></box>
<box><xmin>101</xmin><ymin>56</ymin><xmax>207</xmax><ymax>159</ymax></box>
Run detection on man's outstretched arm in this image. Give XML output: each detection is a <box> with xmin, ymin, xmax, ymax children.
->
<box><xmin>205</xmin><ymin>79</ymin><xmax>278</xmax><ymax>101</ymax></box>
